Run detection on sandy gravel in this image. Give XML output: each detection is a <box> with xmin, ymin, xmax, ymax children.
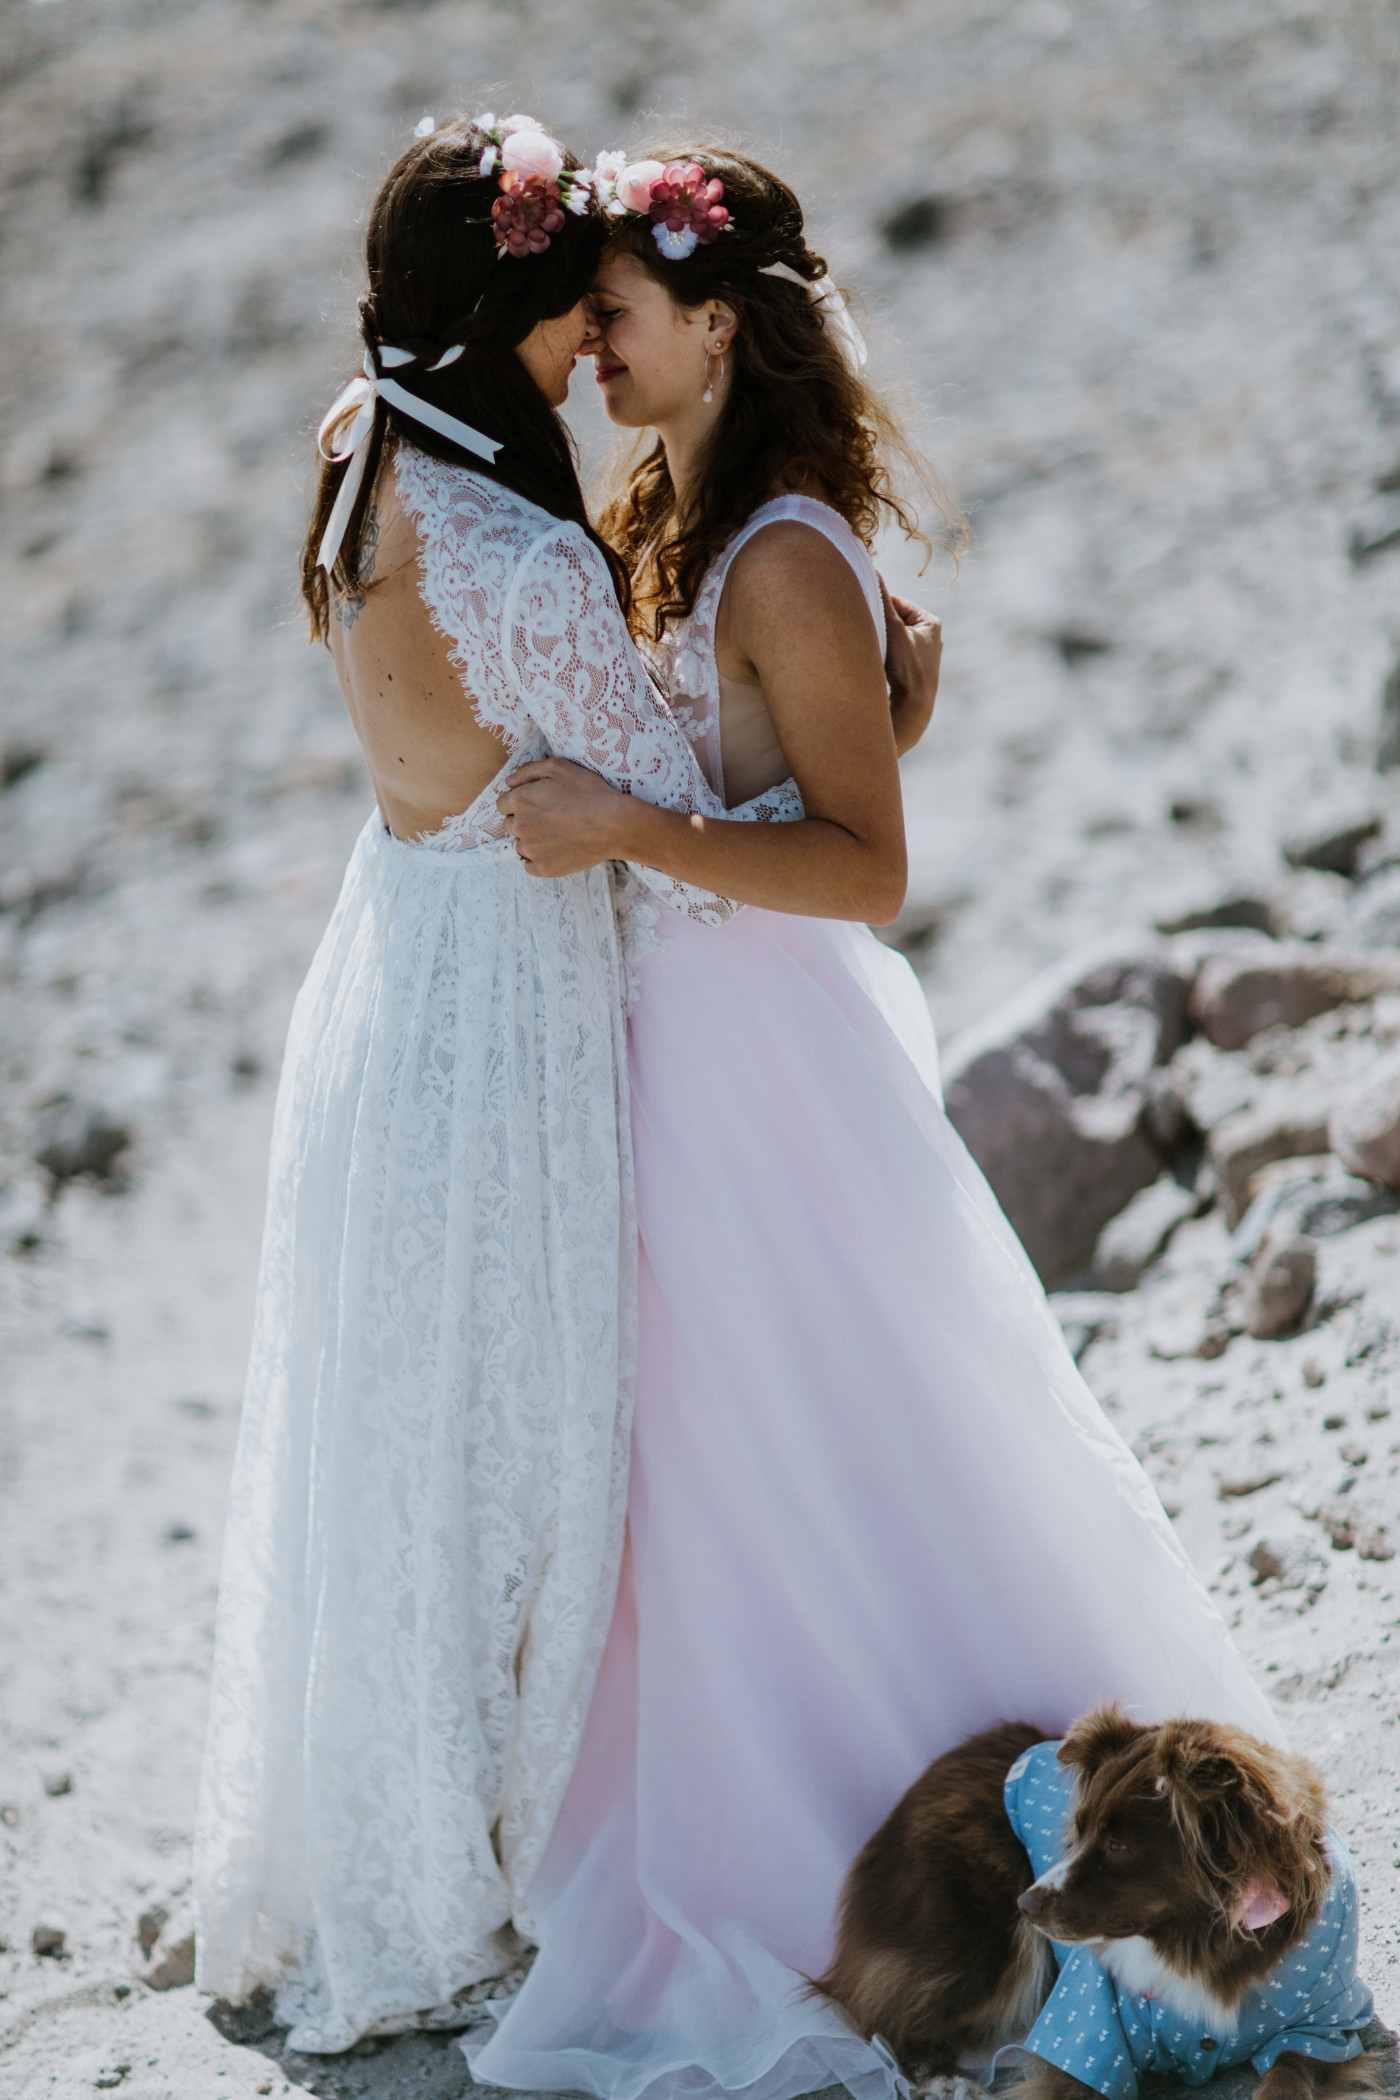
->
<box><xmin>3</xmin><ymin>0</ymin><xmax>1400</xmax><ymax>2094</ymax></box>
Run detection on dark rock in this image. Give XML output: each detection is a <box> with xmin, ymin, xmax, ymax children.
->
<box><xmin>146</xmin><ymin>1931</ymin><xmax>195</xmax><ymax>1989</ymax></box>
<box><xmin>1359</xmin><ymin>1528</ymin><xmax>1396</xmax><ymax>1561</ymax></box>
<box><xmin>943</xmin><ymin>936</ymin><xmax>1192</xmax><ymax>1285</ymax></box>
<box><xmin>1243</xmin><ymin>1235</ymin><xmax>1316</xmax><ymax>1339</ymax></box>
<box><xmin>0</xmin><ymin>744</ymin><xmax>47</xmax><ymax>789</ymax></box>
<box><xmin>1168</xmin><ymin>796</ymin><xmax>1222</xmax><ymax>832</ymax></box>
<box><xmin>1318</xmin><ymin>1502</ymin><xmax>1357</xmax><ymax>1549</ymax></box>
<box><xmin>1246</xmin><ymin>1537</ymin><xmax>1327</xmax><ymax>1594</ymax></box>
<box><xmin>1235</xmin><ymin>1169</ymin><xmax>1400</xmax><ymax>1260</ymax></box>
<box><xmin>263</xmin><ymin>122</ymin><xmax>328</xmax><ymax>168</ymax></box>
<box><xmin>1191</xmin><ymin>945</ymin><xmax>1400</xmax><ymax>1049</ymax></box>
<box><xmin>136</xmin><ymin>1905</ymin><xmax>167</xmax><ymax>1956</ymax></box>
<box><xmin>1331</xmin><ymin>1050</ymin><xmax>1400</xmax><ymax>1188</ymax></box>
<box><xmin>881</xmin><ymin>194</ymin><xmax>950</xmax><ymax>250</ymax></box>
<box><xmin>1141</xmin><ymin>1067</ymin><xmax>1197</xmax><ymax>1154</ymax></box>
<box><xmin>1051</xmin><ymin>628</ymin><xmax>1113</xmax><ymax>667</ymax></box>
<box><xmin>1283</xmin><ymin>814</ymin><xmax>1383</xmax><ymax>878</ymax></box>
<box><xmin>41</xmin><ymin>1769</ymin><xmax>72</xmax><ymax>1797</ymax></box>
<box><xmin>74</xmin><ymin>105</ymin><xmax>155</xmax><ymax>206</ymax></box>
<box><xmin>1219</xmin><ymin>1467</ymin><xmax>1286</xmax><ymax>1499</ymax></box>
<box><xmin>206</xmin><ymin>1987</ymin><xmax>282</xmax><ymax>2045</ymax></box>
<box><xmin>32</xmin><ymin>1099</ymin><xmax>132</xmax><ymax>1188</ymax></box>
<box><xmin>1156</xmin><ymin>896</ymin><xmax>1272</xmax><ymax>936</ymax></box>
<box><xmin>1209</xmin><ymin>1096</ymin><xmax>1331</xmax><ymax>1228</ymax></box>
<box><xmin>31</xmin><ymin>1923</ymin><xmax>66</xmax><ymax>1957</ymax></box>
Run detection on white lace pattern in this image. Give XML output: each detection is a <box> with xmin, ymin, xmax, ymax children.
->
<box><xmin>194</xmin><ymin>452</ymin><xmax>792</xmax><ymax>2054</ymax></box>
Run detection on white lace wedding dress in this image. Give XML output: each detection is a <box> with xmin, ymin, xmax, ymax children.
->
<box><xmin>193</xmin><ymin>445</ymin><xmax>781</xmax><ymax>2055</ymax></box>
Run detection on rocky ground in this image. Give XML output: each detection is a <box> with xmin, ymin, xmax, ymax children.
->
<box><xmin>4</xmin><ymin>0</ymin><xmax>1400</xmax><ymax>2094</ymax></box>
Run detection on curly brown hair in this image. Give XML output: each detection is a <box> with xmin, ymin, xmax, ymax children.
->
<box><xmin>596</xmin><ymin>147</ymin><xmax>966</xmax><ymax>643</ymax></box>
<box><xmin>300</xmin><ymin>114</ymin><xmax>626</xmax><ymax>642</ymax></box>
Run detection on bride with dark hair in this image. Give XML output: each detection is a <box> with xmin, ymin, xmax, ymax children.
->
<box><xmin>194</xmin><ymin>114</ymin><xmax>941</xmax><ymax>2056</ymax></box>
<box><xmin>477</xmin><ymin>146</ymin><xmax>1279</xmax><ymax>2100</ymax></box>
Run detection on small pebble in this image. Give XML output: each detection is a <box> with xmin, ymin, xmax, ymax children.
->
<box><xmin>1303</xmin><ymin>1360</ymin><xmax>1326</xmax><ymax>1388</ymax></box>
<box><xmin>1324</xmin><ymin>1414</ymin><xmax>1348</xmax><ymax>1431</ymax></box>
<box><xmin>31</xmin><ymin>1924</ymin><xmax>65</xmax><ymax>1958</ymax></box>
<box><xmin>42</xmin><ymin>1770</ymin><xmax>72</xmax><ymax>1797</ymax></box>
<box><xmin>0</xmin><ymin>1805</ymin><xmax>18</xmax><ymax>1828</ymax></box>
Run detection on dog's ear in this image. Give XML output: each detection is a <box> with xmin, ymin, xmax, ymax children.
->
<box><xmin>1151</xmin><ymin>1721</ymin><xmax>1331</xmax><ymax>1930</ymax></box>
<box><xmin>1057</xmin><ymin>1704</ymin><xmax>1153</xmax><ymax>1779</ymax></box>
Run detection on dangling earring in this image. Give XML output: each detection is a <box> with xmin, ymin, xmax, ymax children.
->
<box><xmin>702</xmin><ymin>347</ymin><xmax>724</xmax><ymax>405</ymax></box>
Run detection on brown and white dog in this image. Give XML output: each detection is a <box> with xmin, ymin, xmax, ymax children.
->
<box><xmin>812</xmin><ymin>1707</ymin><xmax>1380</xmax><ymax>2100</ymax></box>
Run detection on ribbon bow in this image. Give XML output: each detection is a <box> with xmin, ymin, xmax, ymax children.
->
<box><xmin>759</xmin><ymin>265</ymin><xmax>868</xmax><ymax>373</ymax></box>
<box><xmin>315</xmin><ymin>343</ymin><xmax>502</xmax><ymax>574</ymax></box>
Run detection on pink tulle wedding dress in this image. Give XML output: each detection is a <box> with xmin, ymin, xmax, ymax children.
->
<box><xmin>466</xmin><ymin>498</ymin><xmax>1277</xmax><ymax>2100</ymax></box>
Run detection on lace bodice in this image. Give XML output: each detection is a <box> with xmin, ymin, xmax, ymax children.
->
<box><xmin>394</xmin><ymin>445</ymin><xmax>772</xmax><ymax>934</ymax></box>
<box><xmin>645</xmin><ymin>495</ymin><xmax>886</xmax><ymax>808</ymax></box>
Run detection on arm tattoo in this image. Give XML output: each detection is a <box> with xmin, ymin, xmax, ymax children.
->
<box><xmin>332</xmin><ymin>503</ymin><xmax>380</xmax><ymax>630</ymax></box>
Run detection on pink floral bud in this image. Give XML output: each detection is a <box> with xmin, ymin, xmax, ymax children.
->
<box><xmin>616</xmin><ymin>159</ymin><xmax>666</xmax><ymax>212</ymax></box>
<box><xmin>500</xmin><ymin>128</ymin><xmax>565</xmax><ymax>182</ymax></box>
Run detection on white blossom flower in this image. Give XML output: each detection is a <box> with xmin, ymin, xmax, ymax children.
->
<box><xmin>413</xmin><ymin>114</ymin><xmax>435</xmax><ymax>139</ymax></box>
<box><xmin>480</xmin><ymin>144</ymin><xmax>499</xmax><ymax>177</ymax></box>
<box><xmin>564</xmin><ymin>172</ymin><xmax>592</xmax><ymax>215</ymax></box>
<box><xmin>653</xmin><ymin>223</ymin><xmax>699</xmax><ymax>260</ymax></box>
<box><xmin>474</xmin><ymin>111</ymin><xmax>497</xmax><ymax>133</ymax></box>
<box><xmin>498</xmin><ymin>113</ymin><xmax>535</xmax><ymax>136</ymax></box>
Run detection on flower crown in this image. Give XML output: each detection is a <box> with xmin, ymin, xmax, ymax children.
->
<box><xmin>590</xmin><ymin>154</ymin><xmax>732</xmax><ymax>260</ymax></box>
<box><xmin>428</xmin><ymin>114</ymin><xmax>733</xmax><ymax>262</ymax></box>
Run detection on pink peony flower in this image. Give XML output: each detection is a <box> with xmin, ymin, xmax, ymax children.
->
<box><xmin>500</xmin><ymin>128</ymin><xmax>565</xmax><ymax>182</ymax></box>
<box><xmin>616</xmin><ymin>159</ymin><xmax>666</xmax><ymax>213</ymax></box>
<box><xmin>498</xmin><ymin>114</ymin><xmax>536</xmax><ymax>135</ymax></box>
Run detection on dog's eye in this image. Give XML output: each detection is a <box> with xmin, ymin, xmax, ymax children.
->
<box><xmin>1103</xmin><ymin>1837</ymin><xmax>1129</xmax><ymax>1858</ymax></box>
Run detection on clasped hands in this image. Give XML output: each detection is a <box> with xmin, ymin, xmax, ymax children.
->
<box><xmin>497</xmin><ymin>583</ymin><xmax>942</xmax><ymax>879</ymax></box>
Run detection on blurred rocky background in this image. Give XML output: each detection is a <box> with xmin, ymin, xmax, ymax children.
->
<box><xmin>3</xmin><ymin>0</ymin><xmax>1400</xmax><ymax>2094</ymax></box>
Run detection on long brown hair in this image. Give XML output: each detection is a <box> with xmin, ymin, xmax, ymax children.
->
<box><xmin>597</xmin><ymin>147</ymin><xmax>966</xmax><ymax>643</ymax></box>
<box><xmin>301</xmin><ymin>114</ymin><xmax>627</xmax><ymax>641</ymax></box>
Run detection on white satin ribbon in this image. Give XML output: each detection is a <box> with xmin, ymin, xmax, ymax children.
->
<box><xmin>315</xmin><ymin>344</ymin><xmax>500</xmax><ymax>574</ymax></box>
<box><xmin>761</xmin><ymin>264</ymin><xmax>868</xmax><ymax>373</ymax></box>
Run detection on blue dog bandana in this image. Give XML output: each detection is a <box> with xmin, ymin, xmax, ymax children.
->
<box><xmin>1001</xmin><ymin>1741</ymin><xmax>1372</xmax><ymax>2100</ymax></box>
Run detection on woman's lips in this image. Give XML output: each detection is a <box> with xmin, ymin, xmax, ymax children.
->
<box><xmin>595</xmin><ymin>361</ymin><xmax>626</xmax><ymax>383</ymax></box>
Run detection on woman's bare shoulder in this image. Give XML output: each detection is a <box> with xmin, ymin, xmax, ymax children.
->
<box><xmin>724</xmin><ymin>518</ymin><xmax>871</xmax><ymax>620</ymax></box>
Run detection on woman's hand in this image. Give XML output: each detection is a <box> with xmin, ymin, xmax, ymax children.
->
<box><xmin>882</xmin><ymin>580</ymin><xmax>942</xmax><ymax>758</ymax></box>
<box><xmin>496</xmin><ymin>756</ymin><xmax>634</xmax><ymax>877</ymax></box>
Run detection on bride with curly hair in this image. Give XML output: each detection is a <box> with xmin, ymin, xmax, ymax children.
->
<box><xmin>477</xmin><ymin>145</ymin><xmax>1277</xmax><ymax>2100</ymax></box>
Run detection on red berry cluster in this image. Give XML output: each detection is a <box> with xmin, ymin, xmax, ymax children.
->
<box><xmin>492</xmin><ymin>173</ymin><xmax>567</xmax><ymax>256</ymax></box>
<box><xmin>647</xmin><ymin>162</ymin><xmax>729</xmax><ymax>245</ymax></box>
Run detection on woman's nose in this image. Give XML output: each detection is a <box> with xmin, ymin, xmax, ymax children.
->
<box><xmin>578</xmin><ymin>304</ymin><xmax>606</xmax><ymax>359</ymax></box>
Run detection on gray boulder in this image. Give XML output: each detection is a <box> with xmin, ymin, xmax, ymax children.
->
<box><xmin>942</xmin><ymin>936</ymin><xmax>1191</xmax><ymax>1286</ymax></box>
<box><xmin>1191</xmin><ymin>945</ymin><xmax>1400</xmax><ymax>1050</ymax></box>
<box><xmin>1331</xmin><ymin>1050</ymin><xmax>1400</xmax><ymax>1189</ymax></box>
<box><xmin>1243</xmin><ymin>1236</ymin><xmax>1316</xmax><ymax>1340</ymax></box>
<box><xmin>1208</xmin><ymin>1090</ymin><xmax>1332</xmax><ymax>1228</ymax></box>
<box><xmin>1282</xmin><ymin>813</ymin><xmax>1382</xmax><ymax>878</ymax></box>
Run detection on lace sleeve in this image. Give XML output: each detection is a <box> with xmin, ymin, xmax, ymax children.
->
<box><xmin>505</xmin><ymin>524</ymin><xmax>746</xmax><ymax>927</ymax></box>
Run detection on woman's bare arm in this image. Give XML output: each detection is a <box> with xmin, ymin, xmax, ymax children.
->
<box><xmin>498</xmin><ymin>526</ymin><xmax>926</xmax><ymax>923</ymax></box>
